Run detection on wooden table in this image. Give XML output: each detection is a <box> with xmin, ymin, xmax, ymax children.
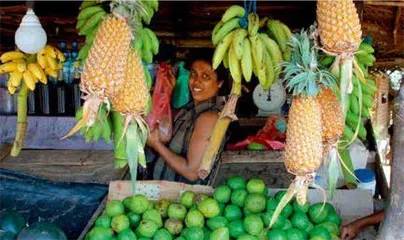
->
<box><xmin>0</xmin><ymin>149</ymin><xmax>127</xmax><ymax>184</ymax></box>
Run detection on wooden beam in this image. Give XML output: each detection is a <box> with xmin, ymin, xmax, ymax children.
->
<box><xmin>365</xmin><ymin>0</ymin><xmax>404</xmax><ymax>7</ymax></box>
<box><xmin>393</xmin><ymin>7</ymin><xmax>402</xmax><ymax>45</ymax></box>
<box><xmin>161</xmin><ymin>38</ymin><xmax>213</xmax><ymax>48</ymax></box>
<box><xmin>0</xmin><ymin>144</ymin><xmax>12</xmax><ymax>162</ymax></box>
<box><xmin>374</xmin><ymin>58</ymin><xmax>404</xmax><ymax>69</ymax></box>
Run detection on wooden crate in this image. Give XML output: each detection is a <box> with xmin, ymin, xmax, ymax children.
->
<box><xmin>78</xmin><ymin>180</ymin><xmax>213</xmax><ymax>240</ymax></box>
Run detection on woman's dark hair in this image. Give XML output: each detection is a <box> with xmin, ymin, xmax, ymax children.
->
<box><xmin>185</xmin><ymin>48</ymin><xmax>229</xmax><ymax>83</ymax></box>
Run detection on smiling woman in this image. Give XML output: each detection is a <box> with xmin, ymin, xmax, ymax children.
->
<box><xmin>146</xmin><ymin>49</ymin><xmax>229</xmax><ymax>184</ymax></box>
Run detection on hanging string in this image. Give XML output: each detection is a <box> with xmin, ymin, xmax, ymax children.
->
<box><xmin>240</xmin><ymin>0</ymin><xmax>256</xmax><ymax>29</ymax></box>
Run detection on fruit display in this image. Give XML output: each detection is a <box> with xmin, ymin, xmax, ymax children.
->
<box><xmin>0</xmin><ymin>46</ymin><xmax>65</xmax><ymax>157</ymax></box>
<box><xmin>269</xmin><ymin>30</ymin><xmax>339</xmax><ymax>227</ymax></box>
<box><xmin>211</xmin><ymin>5</ymin><xmax>292</xmax><ymax>90</ymax></box>
<box><xmin>0</xmin><ymin>210</ymin><xmax>67</xmax><ymax>240</ymax></box>
<box><xmin>85</xmin><ymin>176</ymin><xmax>343</xmax><ymax>240</ymax></box>
<box><xmin>64</xmin><ymin>0</ymin><xmax>157</xmax><ymax>192</ymax></box>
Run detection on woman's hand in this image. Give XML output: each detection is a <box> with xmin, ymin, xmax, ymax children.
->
<box><xmin>341</xmin><ymin>222</ymin><xmax>361</xmax><ymax>240</ymax></box>
<box><xmin>147</xmin><ymin>128</ymin><xmax>163</xmax><ymax>149</ymax></box>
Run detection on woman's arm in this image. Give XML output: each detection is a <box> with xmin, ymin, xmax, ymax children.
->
<box><xmin>147</xmin><ymin>112</ymin><xmax>219</xmax><ymax>182</ymax></box>
<box><xmin>341</xmin><ymin>210</ymin><xmax>385</xmax><ymax>240</ymax></box>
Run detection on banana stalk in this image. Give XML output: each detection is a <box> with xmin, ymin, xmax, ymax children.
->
<box><xmin>10</xmin><ymin>55</ymin><xmax>36</xmax><ymax>157</ymax></box>
<box><xmin>197</xmin><ymin>83</ymin><xmax>241</xmax><ymax>179</ymax></box>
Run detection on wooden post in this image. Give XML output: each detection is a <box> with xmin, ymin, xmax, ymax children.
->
<box><xmin>378</xmin><ymin>81</ymin><xmax>404</xmax><ymax>239</ymax></box>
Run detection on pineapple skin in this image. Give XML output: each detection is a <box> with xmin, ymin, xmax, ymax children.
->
<box><xmin>317</xmin><ymin>0</ymin><xmax>362</xmax><ymax>54</ymax></box>
<box><xmin>317</xmin><ymin>88</ymin><xmax>344</xmax><ymax>144</ymax></box>
<box><xmin>111</xmin><ymin>51</ymin><xmax>148</xmax><ymax>115</ymax></box>
<box><xmin>81</xmin><ymin>17</ymin><xmax>132</xmax><ymax>98</ymax></box>
<box><xmin>284</xmin><ymin>96</ymin><xmax>323</xmax><ymax>176</ymax></box>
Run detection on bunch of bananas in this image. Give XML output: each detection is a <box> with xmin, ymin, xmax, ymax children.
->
<box><xmin>320</xmin><ymin>41</ymin><xmax>378</xmax><ymax>143</ymax></box>
<box><xmin>211</xmin><ymin>5</ymin><xmax>292</xmax><ymax>90</ymax></box>
<box><xmin>0</xmin><ymin>45</ymin><xmax>64</xmax><ymax>94</ymax></box>
<box><xmin>75</xmin><ymin>104</ymin><xmax>112</xmax><ymax>143</ymax></box>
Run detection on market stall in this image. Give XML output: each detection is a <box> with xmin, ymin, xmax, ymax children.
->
<box><xmin>0</xmin><ymin>0</ymin><xmax>403</xmax><ymax>240</ymax></box>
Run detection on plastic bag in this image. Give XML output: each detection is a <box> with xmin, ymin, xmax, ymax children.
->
<box><xmin>172</xmin><ymin>61</ymin><xmax>190</xmax><ymax>109</ymax></box>
<box><xmin>146</xmin><ymin>63</ymin><xmax>174</xmax><ymax>140</ymax></box>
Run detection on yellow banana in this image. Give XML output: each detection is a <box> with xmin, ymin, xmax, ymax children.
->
<box><xmin>259</xmin><ymin>33</ymin><xmax>283</xmax><ymax>76</ymax></box>
<box><xmin>259</xmin><ymin>17</ymin><xmax>269</xmax><ymax>28</ymax></box>
<box><xmin>212</xmin><ymin>21</ymin><xmax>224</xmax><ymax>43</ymax></box>
<box><xmin>257</xmin><ymin>65</ymin><xmax>267</xmax><ymax>89</ymax></box>
<box><xmin>247</xmin><ymin>13</ymin><xmax>259</xmax><ymax>36</ymax></box>
<box><xmin>228</xmin><ymin>47</ymin><xmax>242</xmax><ymax>83</ymax></box>
<box><xmin>13</xmin><ymin>59</ymin><xmax>27</xmax><ymax>72</ymax></box>
<box><xmin>44</xmin><ymin>45</ymin><xmax>57</xmax><ymax>58</ymax></box>
<box><xmin>0</xmin><ymin>62</ymin><xmax>18</xmax><ymax>73</ymax></box>
<box><xmin>28</xmin><ymin>63</ymin><xmax>47</xmax><ymax>84</ymax></box>
<box><xmin>7</xmin><ymin>80</ymin><xmax>17</xmax><ymax>94</ymax></box>
<box><xmin>1</xmin><ymin>51</ymin><xmax>25</xmax><ymax>63</ymax></box>
<box><xmin>267</xmin><ymin>20</ymin><xmax>287</xmax><ymax>52</ymax></box>
<box><xmin>232</xmin><ymin>29</ymin><xmax>248</xmax><ymax>60</ymax></box>
<box><xmin>37</xmin><ymin>53</ymin><xmax>48</xmax><ymax>69</ymax></box>
<box><xmin>45</xmin><ymin>67</ymin><xmax>58</xmax><ymax>78</ymax></box>
<box><xmin>212</xmin><ymin>31</ymin><xmax>236</xmax><ymax>69</ymax></box>
<box><xmin>241</xmin><ymin>38</ymin><xmax>252</xmax><ymax>82</ymax></box>
<box><xmin>250</xmin><ymin>35</ymin><xmax>264</xmax><ymax>71</ymax></box>
<box><xmin>212</xmin><ymin>18</ymin><xmax>240</xmax><ymax>45</ymax></box>
<box><xmin>46</xmin><ymin>55</ymin><xmax>58</xmax><ymax>70</ymax></box>
<box><xmin>52</xmin><ymin>46</ymin><xmax>66</xmax><ymax>62</ymax></box>
<box><xmin>9</xmin><ymin>71</ymin><xmax>23</xmax><ymax>87</ymax></box>
<box><xmin>23</xmin><ymin>69</ymin><xmax>37</xmax><ymax>90</ymax></box>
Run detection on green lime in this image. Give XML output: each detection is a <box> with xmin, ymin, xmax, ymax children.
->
<box><xmin>164</xmin><ymin>218</ymin><xmax>183</xmax><ymax>236</ymax></box>
<box><xmin>236</xmin><ymin>233</ymin><xmax>257</xmax><ymax>240</ymax></box>
<box><xmin>286</xmin><ymin>228</ymin><xmax>306</xmax><ymax>240</ymax></box>
<box><xmin>95</xmin><ymin>215</ymin><xmax>111</xmax><ymax>228</ymax></box>
<box><xmin>324</xmin><ymin>213</ymin><xmax>342</xmax><ymax>227</ymax></box>
<box><xmin>274</xmin><ymin>191</ymin><xmax>287</xmax><ymax>202</ymax></box>
<box><xmin>224</xmin><ymin>204</ymin><xmax>242</xmax><ymax>221</ymax></box>
<box><xmin>111</xmin><ymin>215</ymin><xmax>129</xmax><ymax>233</ymax></box>
<box><xmin>246</xmin><ymin>178</ymin><xmax>266</xmax><ymax>194</ymax></box>
<box><xmin>266</xmin><ymin>197</ymin><xmax>279</xmax><ymax>211</ymax></box>
<box><xmin>309</xmin><ymin>227</ymin><xmax>331</xmax><ymax>240</ymax></box>
<box><xmin>168</xmin><ymin>204</ymin><xmax>187</xmax><ymax>221</ymax></box>
<box><xmin>181</xmin><ymin>227</ymin><xmax>204</xmax><ymax>240</ymax></box>
<box><xmin>197</xmin><ymin>198</ymin><xmax>220</xmax><ymax>218</ymax></box>
<box><xmin>126</xmin><ymin>211</ymin><xmax>141</xmax><ymax>228</ymax></box>
<box><xmin>243</xmin><ymin>214</ymin><xmax>263</xmax><ymax>236</ymax></box>
<box><xmin>281</xmin><ymin>204</ymin><xmax>293</xmax><ymax>219</ymax></box>
<box><xmin>316</xmin><ymin>222</ymin><xmax>340</xmax><ymax>236</ymax></box>
<box><xmin>180</xmin><ymin>191</ymin><xmax>195</xmax><ymax>208</ymax></box>
<box><xmin>117</xmin><ymin>228</ymin><xmax>137</xmax><ymax>240</ymax></box>
<box><xmin>123</xmin><ymin>195</ymin><xmax>149</xmax><ymax>215</ymax></box>
<box><xmin>231</xmin><ymin>189</ymin><xmax>248</xmax><ymax>207</ymax></box>
<box><xmin>136</xmin><ymin>220</ymin><xmax>158</xmax><ymax>238</ymax></box>
<box><xmin>308</xmin><ymin>204</ymin><xmax>329</xmax><ymax>224</ymax></box>
<box><xmin>213</xmin><ymin>185</ymin><xmax>232</xmax><ymax>204</ymax></box>
<box><xmin>206</xmin><ymin>216</ymin><xmax>228</xmax><ymax>231</ymax></box>
<box><xmin>106</xmin><ymin>200</ymin><xmax>125</xmax><ymax>217</ymax></box>
<box><xmin>155</xmin><ymin>199</ymin><xmax>171</xmax><ymax>218</ymax></box>
<box><xmin>185</xmin><ymin>210</ymin><xmax>205</xmax><ymax>228</ymax></box>
<box><xmin>227</xmin><ymin>176</ymin><xmax>246</xmax><ymax>190</ymax></box>
<box><xmin>291</xmin><ymin>212</ymin><xmax>310</xmax><ymax>231</ymax></box>
<box><xmin>282</xmin><ymin>219</ymin><xmax>292</xmax><ymax>231</ymax></box>
<box><xmin>142</xmin><ymin>209</ymin><xmax>163</xmax><ymax>228</ymax></box>
<box><xmin>153</xmin><ymin>229</ymin><xmax>172</xmax><ymax>240</ymax></box>
<box><xmin>244</xmin><ymin>193</ymin><xmax>266</xmax><ymax>213</ymax></box>
<box><xmin>229</xmin><ymin>220</ymin><xmax>245</xmax><ymax>238</ymax></box>
<box><xmin>292</xmin><ymin>200</ymin><xmax>310</xmax><ymax>213</ymax></box>
<box><xmin>267</xmin><ymin>229</ymin><xmax>287</xmax><ymax>240</ymax></box>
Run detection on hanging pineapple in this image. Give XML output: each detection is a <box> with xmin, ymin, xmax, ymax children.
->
<box><xmin>316</xmin><ymin>0</ymin><xmax>363</xmax><ymax>118</ymax></box>
<box><xmin>62</xmin><ymin>16</ymin><xmax>132</xmax><ymax>139</ymax></box>
<box><xmin>269</xmin><ymin>30</ymin><xmax>336</xmax><ymax>228</ymax></box>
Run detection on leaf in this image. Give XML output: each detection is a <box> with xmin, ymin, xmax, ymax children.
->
<box><xmin>327</xmin><ymin>147</ymin><xmax>340</xmax><ymax>199</ymax></box>
<box><xmin>126</xmin><ymin>124</ymin><xmax>139</xmax><ymax>194</ymax></box>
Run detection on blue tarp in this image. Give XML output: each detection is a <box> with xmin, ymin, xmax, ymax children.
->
<box><xmin>0</xmin><ymin>168</ymin><xmax>108</xmax><ymax>239</ymax></box>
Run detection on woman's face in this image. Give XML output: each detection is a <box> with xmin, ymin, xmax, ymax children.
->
<box><xmin>189</xmin><ymin>60</ymin><xmax>222</xmax><ymax>105</ymax></box>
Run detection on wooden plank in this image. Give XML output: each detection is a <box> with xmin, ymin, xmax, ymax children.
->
<box><xmin>238</xmin><ymin>117</ymin><xmax>268</xmax><ymax>127</ymax></box>
<box><xmin>365</xmin><ymin>0</ymin><xmax>404</xmax><ymax>7</ymax></box>
<box><xmin>221</xmin><ymin>150</ymin><xmax>284</xmax><ymax>164</ymax></box>
<box><xmin>0</xmin><ymin>150</ymin><xmax>126</xmax><ymax>184</ymax></box>
<box><xmin>0</xmin><ymin>144</ymin><xmax>12</xmax><ymax>161</ymax></box>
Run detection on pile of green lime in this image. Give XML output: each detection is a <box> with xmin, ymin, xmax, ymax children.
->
<box><xmin>85</xmin><ymin>176</ymin><xmax>342</xmax><ymax>240</ymax></box>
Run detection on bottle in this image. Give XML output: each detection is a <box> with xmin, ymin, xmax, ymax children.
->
<box><xmin>56</xmin><ymin>70</ymin><xmax>67</xmax><ymax>116</ymax></box>
<box><xmin>72</xmin><ymin>61</ymin><xmax>82</xmax><ymax>114</ymax></box>
<box><xmin>48</xmin><ymin>74</ymin><xmax>58</xmax><ymax>116</ymax></box>
<box><xmin>38</xmin><ymin>81</ymin><xmax>51</xmax><ymax>115</ymax></box>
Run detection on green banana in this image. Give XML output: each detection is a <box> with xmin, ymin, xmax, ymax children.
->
<box><xmin>143</xmin><ymin>65</ymin><xmax>152</xmax><ymax>89</ymax></box>
<box><xmin>76</xmin><ymin>19</ymin><xmax>86</xmax><ymax>31</ymax></box>
<box><xmin>102</xmin><ymin>117</ymin><xmax>112</xmax><ymax>144</ymax></box>
<box><xmin>150</xmin><ymin>0</ymin><xmax>159</xmax><ymax>11</ymax></box>
<box><xmin>228</xmin><ymin>47</ymin><xmax>242</xmax><ymax>83</ymax></box>
<box><xmin>350</xmin><ymin>94</ymin><xmax>359</xmax><ymax>115</ymax></box>
<box><xmin>279</xmin><ymin>22</ymin><xmax>292</xmax><ymax>40</ymax></box>
<box><xmin>79</xmin><ymin>11</ymin><xmax>106</xmax><ymax>36</ymax></box>
<box><xmin>77</xmin><ymin>5</ymin><xmax>104</xmax><ymax>20</ymax></box>
<box><xmin>259</xmin><ymin>17</ymin><xmax>268</xmax><ymax>28</ymax></box>
<box><xmin>359</xmin><ymin>43</ymin><xmax>375</xmax><ymax>54</ymax></box>
<box><xmin>259</xmin><ymin>33</ymin><xmax>283</xmax><ymax>76</ymax></box>
<box><xmin>257</xmin><ymin>65</ymin><xmax>267</xmax><ymax>89</ymax></box>
<box><xmin>250</xmin><ymin>35</ymin><xmax>264</xmax><ymax>71</ymax></box>
<box><xmin>320</xmin><ymin>56</ymin><xmax>335</xmax><ymax>67</ymax></box>
<box><xmin>212</xmin><ymin>21</ymin><xmax>224</xmax><ymax>42</ymax></box>
<box><xmin>223</xmin><ymin>51</ymin><xmax>229</xmax><ymax>69</ymax></box>
<box><xmin>247</xmin><ymin>13</ymin><xmax>259</xmax><ymax>36</ymax></box>
<box><xmin>85</xmin><ymin>127</ymin><xmax>94</xmax><ymax>143</ymax></box>
<box><xmin>241</xmin><ymin>38</ymin><xmax>252</xmax><ymax>82</ymax></box>
<box><xmin>221</xmin><ymin>5</ymin><xmax>245</xmax><ymax>23</ymax></box>
<box><xmin>263</xmin><ymin>53</ymin><xmax>275</xmax><ymax>90</ymax></box>
<box><xmin>267</xmin><ymin>20</ymin><xmax>287</xmax><ymax>52</ymax></box>
<box><xmin>212</xmin><ymin>18</ymin><xmax>240</xmax><ymax>45</ymax></box>
<box><xmin>232</xmin><ymin>29</ymin><xmax>248</xmax><ymax>60</ymax></box>
<box><xmin>212</xmin><ymin>31</ymin><xmax>235</xmax><ymax>69</ymax></box>
<box><xmin>78</xmin><ymin>44</ymin><xmax>90</xmax><ymax>61</ymax></box>
<box><xmin>144</xmin><ymin>28</ymin><xmax>159</xmax><ymax>55</ymax></box>
<box><xmin>141</xmin><ymin>29</ymin><xmax>153</xmax><ymax>64</ymax></box>
<box><xmin>80</xmin><ymin>0</ymin><xmax>97</xmax><ymax>10</ymax></box>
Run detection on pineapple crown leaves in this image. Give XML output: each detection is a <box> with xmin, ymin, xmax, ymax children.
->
<box><xmin>110</xmin><ymin>0</ymin><xmax>146</xmax><ymax>36</ymax></box>
<box><xmin>282</xmin><ymin>29</ymin><xmax>336</xmax><ymax>97</ymax></box>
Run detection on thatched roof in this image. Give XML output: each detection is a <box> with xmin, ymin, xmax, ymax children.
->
<box><xmin>0</xmin><ymin>1</ymin><xmax>403</xmax><ymax>68</ymax></box>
